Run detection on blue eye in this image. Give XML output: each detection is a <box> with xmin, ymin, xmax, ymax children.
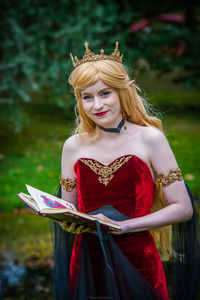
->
<box><xmin>83</xmin><ymin>95</ymin><xmax>92</xmax><ymax>100</ymax></box>
<box><xmin>102</xmin><ymin>91</ymin><xmax>111</xmax><ymax>97</ymax></box>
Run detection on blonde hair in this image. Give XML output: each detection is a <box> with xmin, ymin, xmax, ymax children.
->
<box><xmin>68</xmin><ymin>60</ymin><xmax>171</xmax><ymax>260</ymax></box>
<box><xmin>69</xmin><ymin>60</ymin><xmax>163</xmax><ymax>138</ymax></box>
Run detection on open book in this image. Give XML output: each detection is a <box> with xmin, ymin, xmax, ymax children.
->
<box><xmin>17</xmin><ymin>185</ymin><xmax>120</xmax><ymax>232</ymax></box>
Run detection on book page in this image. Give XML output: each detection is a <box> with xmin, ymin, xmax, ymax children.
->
<box><xmin>26</xmin><ymin>185</ymin><xmax>77</xmax><ymax>212</ymax></box>
<box><xmin>18</xmin><ymin>193</ymin><xmax>40</xmax><ymax>212</ymax></box>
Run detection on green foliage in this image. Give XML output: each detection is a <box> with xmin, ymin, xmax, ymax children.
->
<box><xmin>134</xmin><ymin>23</ymin><xmax>200</xmax><ymax>87</ymax></box>
<box><xmin>0</xmin><ymin>0</ymin><xmax>133</xmax><ymax>129</ymax></box>
<box><xmin>1</xmin><ymin>0</ymin><xmax>199</xmax><ymax>130</ymax></box>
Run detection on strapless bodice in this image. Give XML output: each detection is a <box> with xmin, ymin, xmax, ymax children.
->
<box><xmin>74</xmin><ymin>155</ymin><xmax>155</xmax><ymax>218</ymax></box>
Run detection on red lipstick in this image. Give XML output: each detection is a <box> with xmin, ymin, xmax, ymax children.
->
<box><xmin>94</xmin><ymin>111</ymin><xmax>108</xmax><ymax>117</ymax></box>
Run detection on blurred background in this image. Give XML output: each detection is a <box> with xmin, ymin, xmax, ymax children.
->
<box><xmin>0</xmin><ymin>0</ymin><xmax>199</xmax><ymax>299</ymax></box>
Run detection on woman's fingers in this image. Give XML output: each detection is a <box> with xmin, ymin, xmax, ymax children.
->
<box><xmin>68</xmin><ymin>222</ymin><xmax>76</xmax><ymax>232</ymax></box>
<box><xmin>62</xmin><ymin>221</ymin><xmax>71</xmax><ymax>231</ymax></box>
<box><xmin>90</xmin><ymin>213</ymin><xmax>114</xmax><ymax>223</ymax></box>
<box><xmin>75</xmin><ymin>225</ymin><xmax>85</xmax><ymax>234</ymax></box>
<box><xmin>60</xmin><ymin>221</ymin><xmax>93</xmax><ymax>234</ymax></box>
<box><xmin>81</xmin><ymin>227</ymin><xmax>94</xmax><ymax>233</ymax></box>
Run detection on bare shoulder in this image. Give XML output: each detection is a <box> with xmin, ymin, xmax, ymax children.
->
<box><xmin>139</xmin><ymin>126</ymin><xmax>178</xmax><ymax>172</ymax></box>
<box><xmin>61</xmin><ymin>134</ymin><xmax>83</xmax><ymax>168</ymax></box>
<box><xmin>135</xmin><ymin>125</ymin><xmax>173</xmax><ymax>159</ymax></box>
<box><xmin>140</xmin><ymin>126</ymin><xmax>167</xmax><ymax>147</ymax></box>
<box><xmin>62</xmin><ymin>134</ymin><xmax>81</xmax><ymax>154</ymax></box>
<box><xmin>62</xmin><ymin>132</ymin><xmax>92</xmax><ymax>152</ymax></box>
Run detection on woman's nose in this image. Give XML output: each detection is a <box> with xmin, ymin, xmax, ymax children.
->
<box><xmin>93</xmin><ymin>97</ymin><xmax>103</xmax><ymax>110</ymax></box>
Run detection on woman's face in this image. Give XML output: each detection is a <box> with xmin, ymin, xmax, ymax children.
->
<box><xmin>80</xmin><ymin>81</ymin><xmax>121</xmax><ymax>128</ymax></box>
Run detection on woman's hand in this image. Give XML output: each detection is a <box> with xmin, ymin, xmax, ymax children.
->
<box><xmin>90</xmin><ymin>213</ymin><xmax>129</xmax><ymax>235</ymax></box>
<box><xmin>57</xmin><ymin>221</ymin><xmax>94</xmax><ymax>234</ymax></box>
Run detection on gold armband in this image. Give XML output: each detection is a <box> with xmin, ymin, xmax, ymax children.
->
<box><xmin>157</xmin><ymin>168</ymin><xmax>183</xmax><ymax>187</ymax></box>
<box><xmin>60</xmin><ymin>175</ymin><xmax>77</xmax><ymax>192</ymax></box>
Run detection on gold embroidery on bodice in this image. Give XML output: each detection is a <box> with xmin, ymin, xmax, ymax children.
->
<box><xmin>80</xmin><ymin>156</ymin><xmax>132</xmax><ymax>186</ymax></box>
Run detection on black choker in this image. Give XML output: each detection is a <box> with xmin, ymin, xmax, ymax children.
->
<box><xmin>97</xmin><ymin>118</ymin><xmax>125</xmax><ymax>133</ymax></box>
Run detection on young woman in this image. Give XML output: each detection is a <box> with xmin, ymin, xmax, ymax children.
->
<box><xmin>52</xmin><ymin>42</ymin><xmax>198</xmax><ymax>300</ymax></box>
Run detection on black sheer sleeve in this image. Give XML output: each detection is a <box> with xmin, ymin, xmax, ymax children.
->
<box><xmin>172</xmin><ymin>184</ymin><xmax>200</xmax><ymax>299</ymax></box>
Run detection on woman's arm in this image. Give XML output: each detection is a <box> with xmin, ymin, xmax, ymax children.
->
<box><xmin>60</xmin><ymin>136</ymin><xmax>78</xmax><ymax>208</ymax></box>
<box><xmin>93</xmin><ymin>128</ymin><xmax>193</xmax><ymax>234</ymax></box>
<box><xmin>59</xmin><ymin>136</ymin><xmax>93</xmax><ymax>234</ymax></box>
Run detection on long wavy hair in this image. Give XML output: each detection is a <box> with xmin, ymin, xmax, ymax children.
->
<box><xmin>68</xmin><ymin>60</ymin><xmax>171</xmax><ymax>260</ymax></box>
<box><xmin>69</xmin><ymin>60</ymin><xmax>163</xmax><ymax>136</ymax></box>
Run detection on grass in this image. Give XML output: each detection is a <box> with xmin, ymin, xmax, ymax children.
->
<box><xmin>0</xmin><ymin>106</ymin><xmax>75</xmax><ymax>211</ymax></box>
<box><xmin>0</xmin><ymin>211</ymin><xmax>52</xmax><ymax>263</ymax></box>
<box><xmin>163</xmin><ymin>112</ymin><xmax>200</xmax><ymax>198</ymax></box>
<box><xmin>136</xmin><ymin>72</ymin><xmax>200</xmax><ymax>108</ymax></box>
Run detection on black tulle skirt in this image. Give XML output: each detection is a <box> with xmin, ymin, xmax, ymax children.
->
<box><xmin>51</xmin><ymin>223</ymin><xmax>164</xmax><ymax>300</ymax></box>
<box><xmin>51</xmin><ymin>185</ymin><xmax>200</xmax><ymax>300</ymax></box>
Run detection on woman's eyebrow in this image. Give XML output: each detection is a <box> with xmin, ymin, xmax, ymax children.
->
<box><xmin>82</xmin><ymin>88</ymin><xmax>110</xmax><ymax>96</ymax></box>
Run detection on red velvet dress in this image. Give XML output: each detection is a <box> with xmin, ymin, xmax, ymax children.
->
<box><xmin>70</xmin><ymin>155</ymin><xmax>169</xmax><ymax>299</ymax></box>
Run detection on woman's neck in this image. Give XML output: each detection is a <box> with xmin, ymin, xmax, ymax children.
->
<box><xmin>97</xmin><ymin>118</ymin><xmax>125</xmax><ymax>133</ymax></box>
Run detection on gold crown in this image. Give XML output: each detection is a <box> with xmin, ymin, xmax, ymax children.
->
<box><xmin>70</xmin><ymin>41</ymin><xmax>123</xmax><ymax>68</ymax></box>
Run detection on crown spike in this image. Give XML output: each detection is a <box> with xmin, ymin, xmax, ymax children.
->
<box><xmin>70</xmin><ymin>53</ymin><xmax>76</xmax><ymax>67</ymax></box>
<box><xmin>70</xmin><ymin>41</ymin><xmax>123</xmax><ymax>68</ymax></box>
<box><xmin>84</xmin><ymin>42</ymin><xmax>89</xmax><ymax>51</ymax></box>
<box><xmin>75</xmin><ymin>56</ymin><xmax>79</xmax><ymax>63</ymax></box>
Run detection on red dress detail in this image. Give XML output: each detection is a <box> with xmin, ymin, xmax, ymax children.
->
<box><xmin>71</xmin><ymin>155</ymin><xmax>169</xmax><ymax>300</ymax></box>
